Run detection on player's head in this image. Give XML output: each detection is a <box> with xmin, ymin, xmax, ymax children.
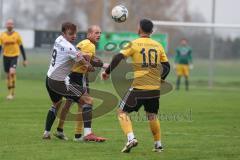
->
<box><xmin>138</xmin><ymin>19</ymin><xmax>154</xmax><ymax>35</ymax></box>
<box><xmin>6</xmin><ymin>19</ymin><xmax>14</xmax><ymax>32</ymax></box>
<box><xmin>180</xmin><ymin>38</ymin><xmax>188</xmax><ymax>46</ymax></box>
<box><xmin>87</xmin><ymin>25</ymin><xmax>101</xmax><ymax>44</ymax></box>
<box><xmin>62</xmin><ymin>22</ymin><xmax>77</xmax><ymax>43</ymax></box>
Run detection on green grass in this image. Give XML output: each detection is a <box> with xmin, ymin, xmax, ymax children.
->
<box><xmin>0</xmin><ymin>80</ymin><xmax>240</xmax><ymax>160</ymax></box>
<box><xmin>0</xmin><ymin>53</ymin><xmax>240</xmax><ymax>160</ymax></box>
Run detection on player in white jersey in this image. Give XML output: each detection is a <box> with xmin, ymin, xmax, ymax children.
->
<box><xmin>43</xmin><ymin>22</ymin><xmax>93</xmax><ymax>139</ymax></box>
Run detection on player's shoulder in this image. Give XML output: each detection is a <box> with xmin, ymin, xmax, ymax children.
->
<box><xmin>77</xmin><ymin>39</ymin><xmax>95</xmax><ymax>52</ymax></box>
<box><xmin>78</xmin><ymin>39</ymin><xmax>94</xmax><ymax>47</ymax></box>
<box><xmin>0</xmin><ymin>31</ymin><xmax>7</xmax><ymax>37</ymax></box>
<box><xmin>12</xmin><ymin>31</ymin><xmax>21</xmax><ymax>37</ymax></box>
<box><xmin>147</xmin><ymin>38</ymin><xmax>165</xmax><ymax>50</ymax></box>
<box><xmin>55</xmin><ymin>35</ymin><xmax>76</xmax><ymax>50</ymax></box>
<box><xmin>81</xmin><ymin>39</ymin><xmax>92</xmax><ymax>44</ymax></box>
<box><xmin>134</xmin><ymin>37</ymin><xmax>160</xmax><ymax>44</ymax></box>
<box><xmin>151</xmin><ymin>38</ymin><xmax>163</xmax><ymax>46</ymax></box>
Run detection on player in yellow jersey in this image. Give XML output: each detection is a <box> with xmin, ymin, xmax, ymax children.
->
<box><xmin>102</xmin><ymin>19</ymin><xmax>170</xmax><ymax>153</ymax></box>
<box><xmin>0</xmin><ymin>19</ymin><xmax>27</xmax><ymax>100</ymax></box>
<box><xmin>54</xmin><ymin>25</ymin><xmax>108</xmax><ymax>142</ymax></box>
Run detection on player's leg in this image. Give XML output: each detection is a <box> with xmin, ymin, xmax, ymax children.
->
<box><xmin>43</xmin><ymin>78</ymin><xmax>63</xmax><ymax>139</ymax></box>
<box><xmin>74</xmin><ymin>104</ymin><xmax>83</xmax><ymax>141</ymax></box>
<box><xmin>8</xmin><ymin>68</ymin><xmax>16</xmax><ymax>98</ymax></box>
<box><xmin>118</xmin><ymin>109</ymin><xmax>138</xmax><ymax>153</ymax></box>
<box><xmin>66</xmin><ymin>72</ymin><xmax>84</xmax><ymax>141</ymax></box>
<box><xmin>81</xmin><ymin>94</ymin><xmax>92</xmax><ymax>136</ymax></box>
<box><xmin>54</xmin><ymin>99</ymin><xmax>73</xmax><ymax>140</ymax></box>
<box><xmin>184</xmin><ymin>76</ymin><xmax>189</xmax><ymax>91</ymax></box>
<box><xmin>43</xmin><ymin>100</ymin><xmax>62</xmax><ymax>139</ymax></box>
<box><xmin>176</xmin><ymin>76</ymin><xmax>181</xmax><ymax>90</ymax></box>
<box><xmin>147</xmin><ymin>112</ymin><xmax>163</xmax><ymax>152</ymax></box>
<box><xmin>119</xmin><ymin>89</ymin><xmax>140</xmax><ymax>153</ymax></box>
<box><xmin>8</xmin><ymin>57</ymin><xmax>18</xmax><ymax>98</ymax></box>
<box><xmin>144</xmin><ymin>97</ymin><xmax>163</xmax><ymax>152</ymax></box>
<box><xmin>176</xmin><ymin>64</ymin><xmax>182</xmax><ymax>90</ymax></box>
<box><xmin>67</xmin><ymin>72</ymin><xmax>106</xmax><ymax>142</ymax></box>
<box><xmin>184</xmin><ymin>65</ymin><xmax>190</xmax><ymax>91</ymax></box>
<box><xmin>79</xmin><ymin>94</ymin><xmax>106</xmax><ymax>142</ymax></box>
<box><xmin>3</xmin><ymin>56</ymin><xmax>13</xmax><ymax>99</ymax></box>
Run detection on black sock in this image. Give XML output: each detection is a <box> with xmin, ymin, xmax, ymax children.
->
<box><xmin>45</xmin><ymin>106</ymin><xmax>56</xmax><ymax>132</ymax></box>
<box><xmin>82</xmin><ymin>104</ymin><xmax>92</xmax><ymax>128</ymax></box>
<box><xmin>75</xmin><ymin>134</ymin><xmax>82</xmax><ymax>139</ymax></box>
<box><xmin>176</xmin><ymin>76</ymin><xmax>181</xmax><ymax>90</ymax></box>
<box><xmin>57</xmin><ymin>128</ymin><xmax>63</xmax><ymax>132</ymax></box>
<box><xmin>185</xmin><ymin>77</ymin><xmax>189</xmax><ymax>91</ymax></box>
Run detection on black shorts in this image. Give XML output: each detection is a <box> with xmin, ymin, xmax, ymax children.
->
<box><xmin>69</xmin><ymin>72</ymin><xmax>89</xmax><ymax>93</ymax></box>
<box><xmin>119</xmin><ymin>88</ymin><xmax>160</xmax><ymax>114</ymax></box>
<box><xmin>3</xmin><ymin>56</ymin><xmax>18</xmax><ymax>73</ymax></box>
<box><xmin>45</xmin><ymin>76</ymin><xmax>86</xmax><ymax>103</ymax></box>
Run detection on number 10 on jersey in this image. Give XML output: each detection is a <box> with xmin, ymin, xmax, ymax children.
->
<box><xmin>140</xmin><ymin>48</ymin><xmax>158</xmax><ymax>68</ymax></box>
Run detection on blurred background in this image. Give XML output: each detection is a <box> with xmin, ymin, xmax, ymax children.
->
<box><xmin>0</xmin><ymin>0</ymin><xmax>239</xmax><ymax>88</ymax></box>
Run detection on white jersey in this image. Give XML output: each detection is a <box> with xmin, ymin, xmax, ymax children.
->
<box><xmin>47</xmin><ymin>35</ymin><xmax>83</xmax><ymax>81</ymax></box>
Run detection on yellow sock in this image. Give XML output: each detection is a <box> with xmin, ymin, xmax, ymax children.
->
<box><xmin>57</xmin><ymin>107</ymin><xmax>67</xmax><ymax>130</ymax></box>
<box><xmin>10</xmin><ymin>74</ymin><xmax>16</xmax><ymax>96</ymax></box>
<box><xmin>75</xmin><ymin>107</ymin><xmax>83</xmax><ymax>135</ymax></box>
<box><xmin>118</xmin><ymin>113</ymin><xmax>133</xmax><ymax>135</ymax></box>
<box><xmin>149</xmin><ymin>118</ymin><xmax>161</xmax><ymax>141</ymax></box>
<box><xmin>7</xmin><ymin>75</ymin><xmax>12</xmax><ymax>95</ymax></box>
<box><xmin>58</xmin><ymin>119</ymin><xmax>64</xmax><ymax>130</ymax></box>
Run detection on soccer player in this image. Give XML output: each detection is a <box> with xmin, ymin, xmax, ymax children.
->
<box><xmin>43</xmin><ymin>22</ymin><xmax>93</xmax><ymax>139</ymax></box>
<box><xmin>174</xmin><ymin>38</ymin><xmax>193</xmax><ymax>91</ymax></box>
<box><xmin>102</xmin><ymin>19</ymin><xmax>170</xmax><ymax>153</ymax></box>
<box><xmin>55</xmin><ymin>25</ymin><xmax>107</xmax><ymax>142</ymax></box>
<box><xmin>0</xmin><ymin>19</ymin><xmax>27</xmax><ymax>100</ymax></box>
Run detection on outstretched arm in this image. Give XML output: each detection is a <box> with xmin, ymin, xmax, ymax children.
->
<box><xmin>102</xmin><ymin>53</ymin><xmax>125</xmax><ymax>80</ymax></box>
<box><xmin>105</xmin><ymin>53</ymin><xmax>125</xmax><ymax>74</ymax></box>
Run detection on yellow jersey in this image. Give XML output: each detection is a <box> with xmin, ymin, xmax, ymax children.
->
<box><xmin>72</xmin><ymin>39</ymin><xmax>96</xmax><ymax>73</ymax></box>
<box><xmin>0</xmin><ymin>31</ymin><xmax>23</xmax><ymax>57</ymax></box>
<box><xmin>120</xmin><ymin>37</ymin><xmax>168</xmax><ymax>90</ymax></box>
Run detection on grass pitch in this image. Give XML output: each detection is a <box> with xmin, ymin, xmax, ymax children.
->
<box><xmin>0</xmin><ymin>53</ymin><xmax>239</xmax><ymax>160</ymax></box>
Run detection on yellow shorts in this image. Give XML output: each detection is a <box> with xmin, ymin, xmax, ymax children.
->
<box><xmin>176</xmin><ymin>64</ymin><xmax>189</xmax><ymax>77</ymax></box>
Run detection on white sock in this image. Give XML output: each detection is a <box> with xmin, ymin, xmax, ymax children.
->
<box><xmin>127</xmin><ymin>132</ymin><xmax>135</xmax><ymax>141</ymax></box>
<box><xmin>44</xmin><ymin>131</ymin><xmax>50</xmax><ymax>135</ymax></box>
<box><xmin>155</xmin><ymin>141</ymin><xmax>162</xmax><ymax>147</ymax></box>
<box><xmin>84</xmin><ymin>128</ymin><xmax>92</xmax><ymax>136</ymax></box>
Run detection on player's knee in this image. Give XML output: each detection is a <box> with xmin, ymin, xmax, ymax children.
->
<box><xmin>9</xmin><ymin>68</ymin><xmax>16</xmax><ymax>75</ymax></box>
<box><xmin>79</xmin><ymin>99</ymin><xmax>85</xmax><ymax>106</ymax></box>
<box><xmin>54</xmin><ymin>100</ymin><xmax>63</xmax><ymax>109</ymax></box>
<box><xmin>80</xmin><ymin>96</ymin><xmax>93</xmax><ymax>105</ymax></box>
<box><xmin>85</xmin><ymin>97</ymin><xmax>93</xmax><ymax>105</ymax></box>
<box><xmin>62</xmin><ymin>99</ymin><xmax>73</xmax><ymax>110</ymax></box>
<box><xmin>117</xmin><ymin>108</ymin><xmax>125</xmax><ymax>115</ymax></box>
<box><xmin>146</xmin><ymin>112</ymin><xmax>157</xmax><ymax>121</ymax></box>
